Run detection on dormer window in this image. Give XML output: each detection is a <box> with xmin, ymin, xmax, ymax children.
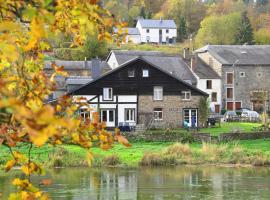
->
<box><xmin>128</xmin><ymin>69</ymin><xmax>135</xmax><ymax>77</ymax></box>
<box><xmin>142</xmin><ymin>69</ymin><xmax>149</xmax><ymax>77</ymax></box>
<box><xmin>103</xmin><ymin>88</ymin><xmax>113</xmax><ymax>101</ymax></box>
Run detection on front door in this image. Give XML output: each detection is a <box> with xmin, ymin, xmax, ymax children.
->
<box><xmin>101</xmin><ymin>109</ymin><xmax>115</xmax><ymax>127</ymax></box>
<box><xmin>183</xmin><ymin>109</ymin><xmax>198</xmax><ymax>127</ymax></box>
<box><xmin>159</xmin><ymin>29</ymin><xmax>162</xmax><ymax>43</ymax></box>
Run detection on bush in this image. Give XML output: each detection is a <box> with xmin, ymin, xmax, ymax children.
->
<box><xmin>102</xmin><ymin>155</ymin><xmax>121</xmax><ymax>166</ymax></box>
<box><xmin>165</xmin><ymin>143</ymin><xmax>191</xmax><ymax>157</ymax></box>
<box><xmin>53</xmin><ymin>48</ymin><xmax>85</xmax><ymax>60</ymax></box>
<box><xmin>140</xmin><ymin>152</ymin><xmax>177</xmax><ymax>166</ymax></box>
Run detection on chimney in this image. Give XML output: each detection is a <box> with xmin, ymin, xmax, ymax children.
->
<box><xmin>190</xmin><ymin>54</ymin><xmax>197</xmax><ymax>72</ymax></box>
<box><xmin>160</xmin><ymin>17</ymin><xmax>163</xmax><ymax>23</ymax></box>
<box><xmin>183</xmin><ymin>48</ymin><xmax>190</xmax><ymax>59</ymax></box>
<box><xmin>84</xmin><ymin>57</ymin><xmax>87</xmax><ymax>68</ymax></box>
<box><xmin>91</xmin><ymin>58</ymin><xmax>102</xmax><ymax>80</ymax></box>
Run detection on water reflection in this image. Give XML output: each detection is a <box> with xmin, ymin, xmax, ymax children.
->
<box><xmin>1</xmin><ymin>166</ymin><xmax>270</xmax><ymax>199</ymax></box>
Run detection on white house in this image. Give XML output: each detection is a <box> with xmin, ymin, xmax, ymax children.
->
<box><xmin>188</xmin><ymin>54</ymin><xmax>222</xmax><ymax>113</ymax></box>
<box><xmin>136</xmin><ymin>19</ymin><xmax>177</xmax><ymax>44</ymax></box>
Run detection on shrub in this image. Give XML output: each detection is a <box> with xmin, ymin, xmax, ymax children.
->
<box><xmin>165</xmin><ymin>143</ymin><xmax>191</xmax><ymax>157</ymax></box>
<box><xmin>140</xmin><ymin>152</ymin><xmax>177</xmax><ymax>166</ymax></box>
<box><xmin>102</xmin><ymin>155</ymin><xmax>121</xmax><ymax>166</ymax></box>
<box><xmin>201</xmin><ymin>143</ymin><xmax>228</xmax><ymax>162</ymax></box>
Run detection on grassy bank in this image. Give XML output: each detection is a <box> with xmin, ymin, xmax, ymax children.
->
<box><xmin>1</xmin><ymin>139</ymin><xmax>270</xmax><ymax>169</ymax></box>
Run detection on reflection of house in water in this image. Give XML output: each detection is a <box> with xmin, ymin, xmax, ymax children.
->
<box><xmin>89</xmin><ymin>170</ymin><xmax>137</xmax><ymax>200</ymax></box>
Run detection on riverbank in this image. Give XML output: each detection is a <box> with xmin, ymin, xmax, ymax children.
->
<box><xmin>1</xmin><ymin>139</ymin><xmax>270</xmax><ymax>169</ymax></box>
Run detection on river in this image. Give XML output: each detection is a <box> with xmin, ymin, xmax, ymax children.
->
<box><xmin>1</xmin><ymin>166</ymin><xmax>270</xmax><ymax>199</ymax></box>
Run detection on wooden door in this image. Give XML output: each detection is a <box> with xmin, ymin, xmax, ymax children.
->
<box><xmin>215</xmin><ymin>105</ymin><xmax>220</xmax><ymax>113</ymax></box>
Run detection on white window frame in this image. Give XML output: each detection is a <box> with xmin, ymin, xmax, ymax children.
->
<box><xmin>125</xmin><ymin>108</ymin><xmax>135</xmax><ymax>122</ymax></box>
<box><xmin>142</xmin><ymin>69</ymin><xmax>149</xmax><ymax>77</ymax></box>
<box><xmin>206</xmin><ymin>80</ymin><xmax>212</xmax><ymax>89</ymax></box>
<box><xmin>128</xmin><ymin>69</ymin><xmax>135</xmax><ymax>77</ymax></box>
<box><xmin>153</xmin><ymin>108</ymin><xmax>163</xmax><ymax>121</ymax></box>
<box><xmin>182</xmin><ymin>91</ymin><xmax>191</xmax><ymax>100</ymax></box>
<box><xmin>103</xmin><ymin>88</ymin><xmax>113</xmax><ymax>101</ymax></box>
<box><xmin>153</xmin><ymin>86</ymin><xmax>163</xmax><ymax>101</ymax></box>
<box><xmin>166</xmin><ymin>29</ymin><xmax>169</xmax><ymax>33</ymax></box>
<box><xmin>79</xmin><ymin>108</ymin><xmax>90</xmax><ymax>121</ymax></box>
<box><xmin>226</xmin><ymin>72</ymin><xmax>234</xmax><ymax>85</ymax></box>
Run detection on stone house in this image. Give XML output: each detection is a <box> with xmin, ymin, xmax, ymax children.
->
<box><xmin>70</xmin><ymin>57</ymin><xmax>208</xmax><ymax>128</ymax></box>
<box><xmin>194</xmin><ymin>45</ymin><xmax>270</xmax><ymax>113</ymax></box>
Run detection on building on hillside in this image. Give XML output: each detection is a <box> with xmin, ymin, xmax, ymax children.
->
<box><xmin>44</xmin><ymin>59</ymin><xmax>111</xmax><ymax>100</ymax></box>
<box><xmin>106</xmin><ymin>50</ymin><xmax>197</xmax><ymax>86</ymax></box>
<box><xmin>194</xmin><ymin>45</ymin><xmax>270</xmax><ymax>113</ymax></box>
<box><xmin>70</xmin><ymin>57</ymin><xmax>208</xmax><ymax>128</ymax></box>
<box><xmin>136</xmin><ymin>19</ymin><xmax>177</xmax><ymax>44</ymax></box>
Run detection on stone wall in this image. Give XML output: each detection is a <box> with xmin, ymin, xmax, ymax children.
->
<box><xmin>138</xmin><ymin>95</ymin><xmax>201</xmax><ymax>127</ymax></box>
<box><xmin>218</xmin><ymin>132</ymin><xmax>270</xmax><ymax>142</ymax></box>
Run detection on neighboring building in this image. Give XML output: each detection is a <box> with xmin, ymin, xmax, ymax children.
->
<box><xmin>195</xmin><ymin>45</ymin><xmax>270</xmax><ymax>113</ymax></box>
<box><xmin>70</xmin><ymin>57</ymin><xmax>208</xmax><ymax>128</ymax></box>
<box><xmin>123</xmin><ymin>28</ymin><xmax>141</xmax><ymax>44</ymax></box>
<box><xmin>136</xmin><ymin>19</ymin><xmax>177</xmax><ymax>44</ymax></box>
<box><xmin>106</xmin><ymin>50</ymin><xmax>197</xmax><ymax>86</ymax></box>
<box><xmin>44</xmin><ymin>59</ymin><xmax>111</xmax><ymax>100</ymax></box>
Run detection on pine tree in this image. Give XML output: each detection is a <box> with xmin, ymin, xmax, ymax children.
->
<box><xmin>235</xmin><ymin>11</ymin><xmax>254</xmax><ymax>45</ymax></box>
<box><xmin>178</xmin><ymin>16</ymin><xmax>187</xmax><ymax>42</ymax></box>
<box><xmin>140</xmin><ymin>7</ymin><xmax>146</xmax><ymax>19</ymax></box>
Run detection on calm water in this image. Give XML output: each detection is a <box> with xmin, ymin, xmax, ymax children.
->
<box><xmin>1</xmin><ymin>166</ymin><xmax>270</xmax><ymax>200</ymax></box>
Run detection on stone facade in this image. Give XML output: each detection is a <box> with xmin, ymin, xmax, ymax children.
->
<box><xmin>222</xmin><ymin>65</ymin><xmax>270</xmax><ymax>111</ymax></box>
<box><xmin>138</xmin><ymin>95</ymin><xmax>201</xmax><ymax>127</ymax></box>
<box><xmin>198</xmin><ymin>52</ymin><xmax>222</xmax><ymax>76</ymax></box>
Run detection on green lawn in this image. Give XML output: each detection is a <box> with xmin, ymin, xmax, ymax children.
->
<box><xmin>199</xmin><ymin>122</ymin><xmax>261</xmax><ymax>136</ymax></box>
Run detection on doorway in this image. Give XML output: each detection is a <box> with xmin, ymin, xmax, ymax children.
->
<box><xmin>101</xmin><ymin>109</ymin><xmax>115</xmax><ymax>127</ymax></box>
<box><xmin>159</xmin><ymin>29</ymin><xmax>162</xmax><ymax>43</ymax></box>
<box><xmin>183</xmin><ymin>109</ymin><xmax>198</xmax><ymax>127</ymax></box>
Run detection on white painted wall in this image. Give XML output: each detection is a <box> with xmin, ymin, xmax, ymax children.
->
<box><xmin>107</xmin><ymin>52</ymin><xmax>119</xmax><ymax>69</ymax></box>
<box><xmin>118</xmin><ymin>104</ymin><xmax>137</xmax><ymax>126</ymax></box>
<box><xmin>126</xmin><ymin>34</ymin><xmax>141</xmax><ymax>44</ymax></box>
<box><xmin>118</xmin><ymin>95</ymin><xmax>137</xmax><ymax>102</ymax></box>
<box><xmin>197</xmin><ymin>79</ymin><xmax>222</xmax><ymax>112</ymax></box>
<box><xmin>136</xmin><ymin>21</ymin><xmax>177</xmax><ymax>43</ymax></box>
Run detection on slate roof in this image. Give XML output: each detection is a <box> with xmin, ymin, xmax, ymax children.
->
<box><xmin>70</xmin><ymin>57</ymin><xmax>208</xmax><ymax>96</ymax></box>
<box><xmin>137</xmin><ymin>19</ymin><xmax>177</xmax><ymax>29</ymax></box>
<box><xmin>196</xmin><ymin>45</ymin><xmax>270</xmax><ymax>66</ymax></box>
<box><xmin>44</xmin><ymin>60</ymin><xmax>111</xmax><ymax>71</ymax></box>
<box><xmin>193</xmin><ymin>57</ymin><xmax>220</xmax><ymax>79</ymax></box>
<box><xmin>108</xmin><ymin>50</ymin><xmax>197</xmax><ymax>84</ymax></box>
<box><xmin>126</xmin><ymin>28</ymin><xmax>140</xmax><ymax>35</ymax></box>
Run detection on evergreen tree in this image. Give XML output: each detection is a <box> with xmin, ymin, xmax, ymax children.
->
<box><xmin>235</xmin><ymin>11</ymin><xmax>254</xmax><ymax>44</ymax></box>
<box><xmin>140</xmin><ymin>7</ymin><xmax>146</xmax><ymax>19</ymax></box>
<box><xmin>178</xmin><ymin>16</ymin><xmax>187</xmax><ymax>42</ymax></box>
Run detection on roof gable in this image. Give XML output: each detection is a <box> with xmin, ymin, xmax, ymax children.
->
<box><xmin>70</xmin><ymin>57</ymin><xmax>207</xmax><ymax>96</ymax></box>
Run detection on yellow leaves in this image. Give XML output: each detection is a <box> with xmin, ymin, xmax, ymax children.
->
<box><xmin>86</xmin><ymin>152</ymin><xmax>93</xmax><ymax>166</ymax></box>
<box><xmin>114</xmin><ymin>128</ymin><xmax>132</xmax><ymax>148</ymax></box>
<box><xmin>5</xmin><ymin>160</ymin><xmax>16</xmax><ymax>172</ymax></box>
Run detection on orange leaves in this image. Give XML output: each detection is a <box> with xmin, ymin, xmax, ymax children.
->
<box><xmin>114</xmin><ymin>128</ymin><xmax>132</xmax><ymax>148</ymax></box>
<box><xmin>5</xmin><ymin>159</ymin><xmax>16</xmax><ymax>172</ymax></box>
<box><xmin>39</xmin><ymin>179</ymin><xmax>52</xmax><ymax>186</ymax></box>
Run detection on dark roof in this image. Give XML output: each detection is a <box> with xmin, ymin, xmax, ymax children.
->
<box><xmin>137</xmin><ymin>19</ymin><xmax>177</xmax><ymax>29</ymax></box>
<box><xmin>70</xmin><ymin>57</ymin><xmax>208</xmax><ymax>96</ymax></box>
<box><xmin>126</xmin><ymin>28</ymin><xmax>140</xmax><ymax>35</ymax></box>
<box><xmin>196</xmin><ymin>45</ymin><xmax>270</xmax><ymax>66</ymax></box>
<box><xmin>108</xmin><ymin>50</ymin><xmax>197</xmax><ymax>84</ymax></box>
<box><xmin>44</xmin><ymin>60</ymin><xmax>111</xmax><ymax>71</ymax></box>
<box><xmin>193</xmin><ymin>57</ymin><xmax>220</xmax><ymax>79</ymax></box>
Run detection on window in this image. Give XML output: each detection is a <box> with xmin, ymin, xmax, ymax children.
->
<box><xmin>103</xmin><ymin>88</ymin><xmax>113</xmax><ymax>100</ymax></box>
<box><xmin>226</xmin><ymin>88</ymin><xmax>233</xmax><ymax>99</ymax></box>
<box><xmin>240</xmin><ymin>72</ymin><xmax>245</xmax><ymax>77</ymax></box>
<box><xmin>146</xmin><ymin>36</ymin><xmax>150</xmax><ymax>43</ymax></box>
<box><xmin>153</xmin><ymin>86</ymin><xmax>163</xmax><ymax>101</ymax></box>
<box><xmin>80</xmin><ymin>108</ymin><xmax>90</xmax><ymax>120</ymax></box>
<box><xmin>206</xmin><ymin>80</ymin><xmax>212</xmax><ymax>89</ymax></box>
<box><xmin>211</xmin><ymin>92</ymin><xmax>217</xmax><ymax>102</ymax></box>
<box><xmin>182</xmin><ymin>91</ymin><xmax>191</xmax><ymax>100</ymax></box>
<box><xmin>226</xmin><ymin>102</ymin><xmax>233</xmax><ymax>110</ymax></box>
<box><xmin>128</xmin><ymin>69</ymin><xmax>135</xmax><ymax>77</ymax></box>
<box><xmin>125</xmin><ymin>109</ymin><xmax>135</xmax><ymax>122</ymax></box>
<box><xmin>235</xmin><ymin>102</ymin><xmax>242</xmax><ymax>110</ymax></box>
<box><xmin>153</xmin><ymin>108</ymin><xmax>163</xmax><ymax>121</ymax></box>
<box><xmin>142</xmin><ymin>69</ymin><xmax>149</xmax><ymax>77</ymax></box>
<box><xmin>226</xmin><ymin>73</ymin><xmax>233</xmax><ymax>84</ymax></box>
<box><xmin>146</xmin><ymin>29</ymin><xmax>150</xmax><ymax>33</ymax></box>
<box><xmin>257</xmin><ymin>72</ymin><xmax>262</xmax><ymax>78</ymax></box>
<box><xmin>166</xmin><ymin>29</ymin><xmax>169</xmax><ymax>33</ymax></box>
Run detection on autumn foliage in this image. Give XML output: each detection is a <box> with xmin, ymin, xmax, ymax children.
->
<box><xmin>0</xmin><ymin>0</ymin><xmax>129</xmax><ymax>199</ymax></box>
